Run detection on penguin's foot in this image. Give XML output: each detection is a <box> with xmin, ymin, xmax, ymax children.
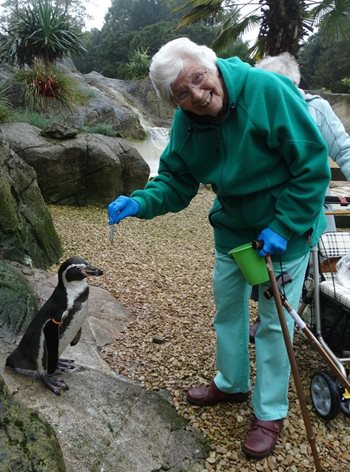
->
<box><xmin>42</xmin><ymin>374</ymin><xmax>69</xmax><ymax>395</ymax></box>
<box><xmin>56</xmin><ymin>358</ymin><xmax>76</xmax><ymax>372</ymax></box>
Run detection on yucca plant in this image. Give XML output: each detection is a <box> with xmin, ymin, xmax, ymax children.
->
<box><xmin>0</xmin><ymin>0</ymin><xmax>86</xmax><ymax>67</ymax></box>
<box><xmin>126</xmin><ymin>47</ymin><xmax>151</xmax><ymax>79</ymax></box>
<box><xmin>15</xmin><ymin>61</ymin><xmax>89</xmax><ymax>111</ymax></box>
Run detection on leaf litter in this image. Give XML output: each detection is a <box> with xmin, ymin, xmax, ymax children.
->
<box><xmin>50</xmin><ymin>187</ymin><xmax>350</xmax><ymax>471</ymax></box>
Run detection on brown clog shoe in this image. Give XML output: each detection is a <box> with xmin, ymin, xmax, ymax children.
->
<box><xmin>186</xmin><ymin>380</ymin><xmax>249</xmax><ymax>406</ymax></box>
<box><xmin>242</xmin><ymin>416</ymin><xmax>284</xmax><ymax>459</ymax></box>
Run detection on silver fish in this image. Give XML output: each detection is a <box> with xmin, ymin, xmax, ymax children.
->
<box><xmin>109</xmin><ymin>225</ymin><xmax>115</xmax><ymax>244</ymax></box>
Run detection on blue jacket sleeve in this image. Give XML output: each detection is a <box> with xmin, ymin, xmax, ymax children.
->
<box><xmin>307</xmin><ymin>96</ymin><xmax>350</xmax><ymax>181</ymax></box>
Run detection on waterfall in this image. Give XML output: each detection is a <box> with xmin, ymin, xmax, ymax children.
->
<box><xmin>130</xmin><ymin>117</ymin><xmax>169</xmax><ymax>177</ymax></box>
<box><xmin>95</xmin><ymin>80</ymin><xmax>170</xmax><ymax>177</ymax></box>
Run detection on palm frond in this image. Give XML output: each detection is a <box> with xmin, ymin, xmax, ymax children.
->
<box><xmin>176</xmin><ymin>0</ymin><xmax>225</xmax><ymax>27</ymax></box>
<box><xmin>212</xmin><ymin>13</ymin><xmax>261</xmax><ymax>52</ymax></box>
<box><xmin>310</xmin><ymin>0</ymin><xmax>350</xmax><ymax>41</ymax></box>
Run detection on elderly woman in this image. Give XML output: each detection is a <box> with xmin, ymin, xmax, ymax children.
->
<box><xmin>108</xmin><ymin>38</ymin><xmax>329</xmax><ymax>459</ymax></box>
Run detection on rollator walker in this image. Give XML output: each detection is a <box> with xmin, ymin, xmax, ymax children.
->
<box><xmin>299</xmin><ymin>195</ymin><xmax>350</xmax><ymax>420</ymax></box>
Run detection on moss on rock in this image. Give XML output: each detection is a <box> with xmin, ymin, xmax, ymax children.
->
<box><xmin>0</xmin><ymin>261</ymin><xmax>37</xmax><ymax>340</ymax></box>
<box><xmin>0</xmin><ymin>138</ymin><xmax>62</xmax><ymax>268</ymax></box>
<box><xmin>0</xmin><ymin>377</ymin><xmax>66</xmax><ymax>472</ymax></box>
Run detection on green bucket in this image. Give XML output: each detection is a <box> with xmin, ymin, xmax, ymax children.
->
<box><xmin>228</xmin><ymin>242</ymin><xmax>269</xmax><ymax>285</ymax></box>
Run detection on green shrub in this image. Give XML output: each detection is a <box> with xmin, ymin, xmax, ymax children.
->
<box><xmin>126</xmin><ymin>47</ymin><xmax>150</xmax><ymax>79</ymax></box>
<box><xmin>341</xmin><ymin>77</ymin><xmax>350</xmax><ymax>91</ymax></box>
<box><xmin>8</xmin><ymin>110</ymin><xmax>60</xmax><ymax>128</ymax></box>
<box><xmin>81</xmin><ymin>123</ymin><xmax>118</xmax><ymax>137</ymax></box>
<box><xmin>15</xmin><ymin>62</ymin><xmax>90</xmax><ymax>111</ymax></box>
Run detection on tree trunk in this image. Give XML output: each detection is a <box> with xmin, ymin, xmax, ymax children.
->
<box><xmin>258</xmin><ymin>0</ymin><xmax>307</xmax><ymax>57</ymax></box>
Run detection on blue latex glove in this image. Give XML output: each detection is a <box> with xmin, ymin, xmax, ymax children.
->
<box><xmin>108</xmin><ymin>196</ymin><xmax>140</xmax><ymax>224</ymax></box>
<box><xmin>257</xmin><ymin>227</ymin><xmax>287</xmax><ymax>257</ymax></box>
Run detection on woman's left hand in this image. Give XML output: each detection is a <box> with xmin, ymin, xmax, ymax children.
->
<box><xmin>257</xmin><ymin>228</ymin><xmax>287</xmax><ymax>256</ymax></box>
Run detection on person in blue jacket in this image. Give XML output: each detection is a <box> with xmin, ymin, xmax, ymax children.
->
<box><xmin>108</xmin><ymin>38</ymin><xmax>330</xmax><ymax>459</ymax></box>
<box><xmin>256</xmin><ymin>52</ymin><xmax>350</xmax><ymax>232</ymax></box>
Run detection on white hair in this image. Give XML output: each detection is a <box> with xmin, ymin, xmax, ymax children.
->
<box><xmin>255</xmin><ymin>52</ymin><xmax>301</xmax><ymax>86</ymax></box>
<box><xmin>149</xmin><ymin>37</ymin><xmax>217</xmax><ymax>106</ymax></box>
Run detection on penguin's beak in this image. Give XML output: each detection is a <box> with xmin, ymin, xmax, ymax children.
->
<box><xmin>83</xmin><ymin>264</ymin><xmax>103</xmax><ymax>277</ymax></box>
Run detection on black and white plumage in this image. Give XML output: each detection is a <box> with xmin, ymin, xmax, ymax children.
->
<box><xmin>6</xmin><ymin>256</ymin><xmax>103</xmax><ymax>395</ymax></box>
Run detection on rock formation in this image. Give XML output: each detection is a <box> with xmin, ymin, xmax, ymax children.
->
<box><xmin>0</xmin><ymin>122</ymin><xmax>150</xmax><ymax>206</ymax></box>
<box><xmin>0</xmin><ymin>134</ymin><xmax>62</xmax><ymax>268</ymax></box>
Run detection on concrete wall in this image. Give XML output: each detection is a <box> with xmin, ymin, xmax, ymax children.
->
<box><xmin>309</xmin><ymin>91</ymin><xmax>350</xmax><ymax>133</ymax></box>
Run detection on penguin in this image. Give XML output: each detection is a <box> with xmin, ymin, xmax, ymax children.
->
<box><xmin>6</xmin><ymin>256</ymin><xmax>103</xmax><ymax>395</ymax></box>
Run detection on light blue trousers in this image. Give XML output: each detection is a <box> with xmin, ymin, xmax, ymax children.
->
<box><xmin>212</xmin><ymin>250</ymin><xmax>309</xmax><ymax>420</ymax></box>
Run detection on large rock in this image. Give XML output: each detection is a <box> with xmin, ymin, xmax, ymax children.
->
<box><xmin>85</xmin><ymin>72</ymin><xmax>174</xmax><ymax>128</ymax></box>
<box><xmin>0</xmin><ymin>63</ymin><xmax>25</xmax><ymax>109</ymax></box>
<box><xmin>0</xmin><ymin>134</ymin><xmax>62</xmax><ymax>268</ymax></box>
<box><xmin>0</xmin><ymin>375</ymin><xmax>66</xmax><ymax>472</ymax></box>
<box><xmin>0</xmin><ymin>122</ymin><xmax>150</xmax><ymax>206</ymax></box>
<box><xmin>70</xmin><ymin>86</ymin><xmax>146</xmax><ymax>140</ymax></box>
<box><xmin>0</xmin><ymin>265</ymin><xmax>209</xmax><ymax>472</ymax></box>
<box><xmin>0</xmin><ymin>261</ymin><xmax>37</xmax><ymax>345</ymax></box>
<box><xmin>0</xmin><ymin>63</ymin><xmax>146</xmax><ymax>141</ymax></box>
<box><xmin>0</xmin><ymin>262</ymin><xmax>65</xmax><ymax>472</ymax></box>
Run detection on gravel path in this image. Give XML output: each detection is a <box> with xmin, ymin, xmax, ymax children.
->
<box><xmin>50</xmin><ymin>187</ymin><xmax>350</xmax><ymax>472</ymax></box>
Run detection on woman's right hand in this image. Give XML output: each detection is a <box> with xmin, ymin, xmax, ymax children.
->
<box><xmin>108</xmin><ymin>196</ymin><xmax>140</xmax><ymax>224</ymax></box>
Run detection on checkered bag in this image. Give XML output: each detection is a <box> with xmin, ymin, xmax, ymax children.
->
<box><xmin>318</xmin><ymin>232</ymin><xmax>350</xmax><ymax>258</ymax></box>
<box><xmin>317</xmin><ymin>233</ymin><xmax>350</xmax><ymax>355</ymax></box>
<box><xmin>318</xmin><ymin>232</ymin><xmax>350</xmax><ymax>310</ymax></box>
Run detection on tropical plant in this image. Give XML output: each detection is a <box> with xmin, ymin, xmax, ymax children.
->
<box><xmin>0</xmin><ymin>0</ymin><xmax>86</xmax><ymax>67</ymax></box>
<box><xmin>218</xmin><ymin>38</ymin><xmax>252</xmax><ymax>62</ymax></box>
<box><xmin>176</xmin><ymin>0</ymin><xmax>350</xmax><ymax>58</ymax></box>
<box><xmin>15</xmin><ymin>61</ymin><xmax>90</xmax><ymax>111</ymax></box>
<box><xmin>126</xmin><ymin>47</ymin><xmax>151</xmax><ymax>79</ymax></box>
<box><xmin>0</xmin><ymin>0</ymin><xmax>89</xmax><ymax>31</ymax></box>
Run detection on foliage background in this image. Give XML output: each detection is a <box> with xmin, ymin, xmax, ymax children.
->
<box><xmin>0</xmin><ymin>1</ymin><xmax>349</xmax><ymax>91</ymax></box>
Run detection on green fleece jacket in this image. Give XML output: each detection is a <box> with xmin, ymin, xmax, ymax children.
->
<box><xmin>131</xmin><ymin>57</ymin><xmax>330</xmax><ymax>260</ymax></box>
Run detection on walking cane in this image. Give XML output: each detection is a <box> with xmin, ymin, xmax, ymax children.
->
<box><xmin>251</xmin><ymin>244</ymin><xmax>324</xmax><ymax>472</ymax></box>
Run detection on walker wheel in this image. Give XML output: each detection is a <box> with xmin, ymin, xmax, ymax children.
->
<box><xmin>310</xmin><ymin>371</ymin><xmax>340</xmax><ymax>420</ymax></box>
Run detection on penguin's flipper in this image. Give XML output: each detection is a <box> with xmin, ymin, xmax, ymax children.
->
<box><xmin>42</xmin><ymin>374</ymin><xmax>69</xmax><ymax>396</ymax></box>
<box><xmin>43</xmin><ymin>319</ymin><xmax>60</xmax><ymax>375</ymax></box>
<box><xmin>56</xmin><ymin>358</ymin><xmax>75</xmax><ymax>373</ymax></box>
<box><xmin>70</xmin><ymin>328</ymin><xmax>82</xmax><ymax>347</ymax></box>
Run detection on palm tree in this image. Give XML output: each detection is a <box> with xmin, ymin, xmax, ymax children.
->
<box><xmin>176</xmin><ymin>0</ymin><xmax>350</xmax><ymax>58</ymax></box>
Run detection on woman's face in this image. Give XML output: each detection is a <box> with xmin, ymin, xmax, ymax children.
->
<box><xmin>170</xmin><ymin>59</ymin><xmax>225</xmax><ymax>117</ymax></box>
